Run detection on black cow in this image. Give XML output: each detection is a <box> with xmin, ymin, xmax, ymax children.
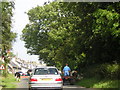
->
<box><xmin>15</xmin><ymin>72</ymin><xmax>21</xmax><ymax>81</ymax></box>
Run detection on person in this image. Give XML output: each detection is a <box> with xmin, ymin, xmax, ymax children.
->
<box><xmin>63</xmin><ymin>64</ymin><xmax>71</xmax><ymax>76</ymax></box>
<box><xmin>27</xmin><ymin>69</ymin><xmax>32</xmax><ymax>76</ymax></box>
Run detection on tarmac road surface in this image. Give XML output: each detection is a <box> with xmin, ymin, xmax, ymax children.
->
<box><xmin>16</xmin><ymin>76</ymin><xmax>94</xmax><ymax>90</ymax></box>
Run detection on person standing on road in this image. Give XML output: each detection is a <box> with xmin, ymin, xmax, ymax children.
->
<box><xmin>63</xmin><ymin>64</ymin><xmax>71</xmax><ymax>76</ymax></box>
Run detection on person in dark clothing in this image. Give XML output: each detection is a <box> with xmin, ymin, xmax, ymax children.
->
<box><xmin>27</xmin><ymin>69</ymin><xmax>32</xmax><ymax>76</ymax></box>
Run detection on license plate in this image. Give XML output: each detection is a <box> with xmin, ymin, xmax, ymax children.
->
<box><xmin>40</xmin><ymin>78</ymin><xmax>52</xmax><ymax>81</ymax></box>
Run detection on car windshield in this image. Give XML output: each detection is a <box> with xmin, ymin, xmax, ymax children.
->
<box><xmin>34</xmin><ymin>68</ymin><xmax>58</xmax><ymax>75</ymax></box>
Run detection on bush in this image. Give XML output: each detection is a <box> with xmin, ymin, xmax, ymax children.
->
<box><xmin>98</xmin><ymin>63</ymin><xmax>119</xmax><ymax>79</ymax></box>
<box><xmin>80</xmin><ymin>63</ymin><xmax>119</xmax><ymax>80</ymax></box>
<box><xmin>80</xmin><ymin>64</ymin><xmax>102</xmax><ymax>79</ymax></box>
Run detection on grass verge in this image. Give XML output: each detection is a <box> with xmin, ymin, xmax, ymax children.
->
<box><xmin>76</xmin><ymin>78</ymin><xmax>120</xmax><ymax>88</ymax></box>
<box><xmin>0</xmin><ymin>74</ymin><xmax>18</xmax><ymax>88</ymax></box>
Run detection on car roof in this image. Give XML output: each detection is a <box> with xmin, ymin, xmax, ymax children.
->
<box><xmin>35</xmin><ymin>66</ymin><xmax>57</xmax><ymax>68</ymax></box>
<box><xmin>32</xmin><ymin>66</ymin><xmax>58</xmax><ymax>70</ymax></box>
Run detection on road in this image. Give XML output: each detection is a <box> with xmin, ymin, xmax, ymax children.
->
<box><xmin>16</xmin><ymin>77</ymin><xmax>88</xmax><ymax>90</ymax></box>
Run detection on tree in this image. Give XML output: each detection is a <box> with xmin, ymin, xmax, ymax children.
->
<box><xmin>0</xmin><ymin>1</ymin><xmax>16</xmax><ymax>76</ymax></box>
<box><xmin>22</xmin><ymin>2</ymin><xmax>120</xmax><ymax>72</ymax></box>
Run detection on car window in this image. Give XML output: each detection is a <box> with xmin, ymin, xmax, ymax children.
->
<box><xmin>48</xmin><ymin>68</ymin><xmax>58</xmax><ymax>75</ymax></box>
<box><xmin>34</xmin><ymin>68</ymin><xmax>48</xmax><ymax>75</ymax></box>
<box><xmin>34</xmin><ymin>68</ymin><xmax>58</xmax><ymax>75</ymax></box>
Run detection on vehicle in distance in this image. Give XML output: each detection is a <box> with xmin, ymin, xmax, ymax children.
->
<box><xmin>29</xmin><ymin>66</ymin><xmax>63</xmax><ymax>90</ymax></box>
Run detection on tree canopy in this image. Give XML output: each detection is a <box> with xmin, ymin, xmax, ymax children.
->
<box><xmin>0</xmin><ymin>1</ymin><xmax>16</xmax><ymax>77</ymax></box>
<box><xmin>22</xmin><ymin>2</ymin><xmax>120</xmax><ymax>70</ymax></box>
<box><xmin>0</xmin><ymin>1</ymin><xmax>16</xmax><ymax>62</ymax></box>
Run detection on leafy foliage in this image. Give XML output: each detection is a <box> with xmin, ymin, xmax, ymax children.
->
<box><xmin>0</xmin><ymin>2</ymin><xmax>16</xmax><ymax>49</ymax></box>
<box><xmin>22</xmin><ymin>2</ymin><xmax>120</xmax><ymax>79</ymax></box>
<box><xmin>0</xmin><ymin>1</ymin><xmax>16</xmax><ymax>77</ymax></box>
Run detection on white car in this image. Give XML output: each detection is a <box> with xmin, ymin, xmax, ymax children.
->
<box><xmin>29</xmin><ymin>66</ymin><xmax>63</xmax><ymax>90</ymax></box>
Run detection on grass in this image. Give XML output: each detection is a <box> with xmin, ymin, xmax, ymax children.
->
<box><xmin>93</xmin><ymin>79</ymin><xmax>119</xmax><ymax>88</ymax></box>
<box><xmin>0</xmin><ymin>74</ymin><xmax>18</xmax><ymax>88</ymax></box>
<box><xmin>76</xmin><ymin>77</ymin><xmax>120</xmax><ymax>88</ymax></box>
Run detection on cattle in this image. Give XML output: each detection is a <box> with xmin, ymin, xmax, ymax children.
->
<box><xmin>15</xmin><ymin>72</ymin><xmax>21</xmax><ymax>81</ymax></box>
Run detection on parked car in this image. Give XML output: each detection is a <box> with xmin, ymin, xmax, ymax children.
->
<box><xmin>29</xmin><ymin>66</ymin><xmax>63</xmax><ymax>90</ymax></box>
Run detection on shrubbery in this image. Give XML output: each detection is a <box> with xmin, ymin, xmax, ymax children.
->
<box><xmin>81</xmin><ymin>63</ymin><xmax>119</xmax><ymax>80</ymax></box>
<box><xmin>98</xmin><ymin>63</ymin><xmax>119</xmax><ymax>79</ymax></box>
<box><xmin>77</xmin><ymin>63</ymin><xmax>119</xmax><ymax>88</ymax></box>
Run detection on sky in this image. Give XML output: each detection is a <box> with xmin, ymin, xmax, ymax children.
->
<box><xmin>12</xmin><ymin>0</ymin><xmax>52</xmax><ymax>61</ymax></box>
